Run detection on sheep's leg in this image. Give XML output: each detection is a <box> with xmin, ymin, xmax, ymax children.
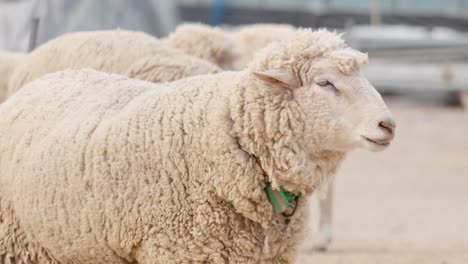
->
<box><xmin>459</xmin><ymin>91</ymin><xmax>468</xmax><ymax>109</ymax></box>
<box><xmin>313</xmin><ymin>184</ymin><xmax>334</xmax><ymax>251</ymax></box>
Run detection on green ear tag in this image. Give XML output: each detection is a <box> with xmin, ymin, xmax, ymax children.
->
<box><xmin>283</xmin><ymin>189</ymin><xmax>295</xmax><ymax>203</ymax></box>
<box><xmin>265</xmin><ymin>185</ymin><xmax>290</xmax><ymax>213</ymax></box>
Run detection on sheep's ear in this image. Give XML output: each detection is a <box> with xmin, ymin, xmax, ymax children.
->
<box><xmin>253</xmin><ymin>69</ymin><xmax>301</xmax><ymax>89</ymax></box>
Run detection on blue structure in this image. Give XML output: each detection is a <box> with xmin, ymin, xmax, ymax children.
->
<box><xmin>211</xmin><ymin>0</ymin><xmax>225</xmax><ymax>26</ymax></box>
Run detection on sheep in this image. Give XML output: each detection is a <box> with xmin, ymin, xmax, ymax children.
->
<box><xmin>231</xmin><ymin>23</ymin><xmax>297</xmax><ymax>70</ymax></box>
<box><xmin>126</xmin><ymin>52</ymin><xmax>221</xmax><ymax>83</ymax></box>
<box><xmin>160</xmin><ymin>23</ymin><xmax>343</xmax><ymax>251</ymax></box>
<box><xmin>7</xmin><ymin>23</ymin><xmax>294</xmax><ymax>97</ymax></box>
<box><xmin>164</xmin><ymin>23</ymin><xmax>237</xmax><ymax>70</ymax></box>
<box><xmin>165</xmin><ymin>23</ymin><xmax>298</xmax><ymax>70</ymax></box>
<box><xmin>0</xmin><ymin>29</ymin><xmax>395</xmax><ymax>264</ymax></box>
<box><xmin>0</xmin><ymin>51</ymin><xmax>26</xmax><ymax>102</ymax></box>
<box><xmin>7</xmin><ymin>30</ymin><xmax>182</xmax><ymax>96</ymax></box>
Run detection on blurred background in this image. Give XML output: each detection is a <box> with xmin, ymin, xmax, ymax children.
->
<box><xmin>1</xmin><ymin>0</ymin><xmax>467</xmax><ymax>263</ymax></box>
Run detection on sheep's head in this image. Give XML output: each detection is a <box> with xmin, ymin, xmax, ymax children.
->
<box><xmin>249</xmin><ymin>29</ymin><xmax>395</xmax><ymax>157</ymax></box>
<box><xmin>243</xmin><ymin>29</ymin><xmax>396</xmax><ymax>192</ymax></box>
<box><xmin>167</xmin><ymin>23</ymin><xmax>239</xmax><ymax>69</ymax></box>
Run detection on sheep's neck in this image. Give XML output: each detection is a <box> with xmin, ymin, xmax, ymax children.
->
<box><xmin>224</xmin><ymin>75</ymin><xmax>345</xmax><ymax>227</ymax></box>
<box><xmin>230</xmin><ymin>78</ymin><xmax>338</xmax><ymax>194</ymax></box>
<box><xmin>251</xmin><ymin>154</ymin><xmax>302</xmax><ymax>220</ymax></box>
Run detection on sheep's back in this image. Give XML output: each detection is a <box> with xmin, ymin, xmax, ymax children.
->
<box><xmin>7</xmin><ymin>30</ymin><xmax>173</xmax><ymax>96</ymax></box>
<box><xmin>0</xmin><ymin>69</ymin><xmax>171</xmax><ymax>262</ymax></box>
<box><xmin>0</xmin><ymin>51</ymin><xmax>26</xmax><ymax>102</ymax></box>
<box><xmin>126</xmin><ymin>52</ymin><xmax>221</xmax><ymax>83</ymax></box>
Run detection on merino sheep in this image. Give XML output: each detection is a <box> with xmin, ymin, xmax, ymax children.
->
<box><xmin>7</xmin><ymin>30</ymin><xmax>182</xmax><ymax>96</ymax></box>
<box><xmin>126</xmin><ymin>52</ymin><xmax>221</xmax><ymax>83</ymax></box>
<box><xmin>165</xmin><ymin>23</ymin><xmax>237</xmax><ymax>70</ymax></box>
<box><xmin>165</xmin><ymin>23</ymin><xmax>297</xmax><ymax>70</ymax></box>
<box><xmin>0</xmin><ymin>51</ymin><xmax>26</xmax><ymax>102</ymax></box>
<box><xmin>231</xmin><ymin>23</ymin><xmax>297</xmax><ymax>70</ymax></box>
<box><xmin>0</xmin><ymin>29</ymin><xmax>395</xmax><ymax>264</ymax></box>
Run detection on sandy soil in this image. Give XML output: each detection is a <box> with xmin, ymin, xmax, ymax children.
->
<box><xmin>299</xmin><ymin>240</ymin><xmax>468</xmax><ymax>264</ymax></box>
<box><xmin>297</xmin><ymin>104</ymin><xmax>468</xmax><ymax>263</ymax></box>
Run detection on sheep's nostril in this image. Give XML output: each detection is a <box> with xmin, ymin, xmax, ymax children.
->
<box><xmin>379</xmin><ymin>119</ymin><xmax>396</xmax><ymax>135</ymax></box>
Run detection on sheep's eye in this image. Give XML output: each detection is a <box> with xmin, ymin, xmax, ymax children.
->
<box><xmin>315</xmin><ymin>79</ymin><xmax>339</xmax><ymax>93</ymax></box>
<box><xmin>315</xmin><ymin>79</ymin><xmax>330</xmax><ymax>86</ymax></box>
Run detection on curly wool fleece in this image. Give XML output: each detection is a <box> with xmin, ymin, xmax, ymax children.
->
<box><xmin>7</xmin><ymin>30</ymin><xmax>180</xmax><ymax>96</ymax></box>
<box><xmin>0</xmin><ymin>29</ymin><xmax>355</xmax><ymax>264</ymax></box>
<box><xmin>0</xmin><ymin>51</ymin><xmax>26</xmax><ymax>102</ymax></box>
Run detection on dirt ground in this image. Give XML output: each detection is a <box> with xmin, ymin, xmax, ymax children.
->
<box><xmin>297</xmin><ymin>103</ymin><xmax>468</xmax><ymax>264</ymax></box>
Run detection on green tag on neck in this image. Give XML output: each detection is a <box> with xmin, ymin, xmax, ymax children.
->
<box><xmin>265</xmin><ymin>185</ymin><xmax>300</xmax><ymax>214</ymax></box>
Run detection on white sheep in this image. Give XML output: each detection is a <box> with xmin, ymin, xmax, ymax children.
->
<box><xmin>167</xmin><ymin>23</ymin><xmax>385</xmax><ymax>252</ymax></box>
<box><xmin>166</xmin><ymin>24</ymin><xmax>341</xmax><ymax>251</ymax></box>
<box><xmin>0</xmin><ymin>51</ymin><xmax>26</xmax><ymax>102</ymax></box>
<box><xmin>0</xmin><ymin>29</ymin><xmax>395</xmax><ymax>263</ymax></box>
<box><xmin>231</xmin><ymin>23</ymin><xmax>297</xmax><ymax>70</ymax></box>
<box><xmin>6</xmin><ymin>23</ymin><xmax>297</xmax><ymax>94</ymax></box>
<box><xmin>165</xmin><ymin>23</ymin><xmax>298</xmax><ymax>70</ymax></box>
<box><xmin>126</xmin><ymin>52</ymin><xmax>221</xmax><ymax>83</ymax></box>
<box><xmin>7</xmin><ymin>30</ymin><xmax>183</xmax><ymax>96</ymax></box>
<box><xmin>164</xmin><ymin>22</ymin><xmax>237</xmax><ymax>70</ymax></box>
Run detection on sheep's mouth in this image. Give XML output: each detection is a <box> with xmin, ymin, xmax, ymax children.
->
<box><xmin>362</xmin><ymin>136</ymin><xmax>391</xmax><ymax>147</ymax></box>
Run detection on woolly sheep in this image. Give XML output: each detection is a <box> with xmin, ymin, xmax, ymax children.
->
<box><xmin>126</xmin><ymin>52</ymin><xmax>221</xmax><ymax>83</ymax></box>
<box><xmin>0</xmin><ymin>29</ymin><xmax>395</xmax><ymax>263</ymax></box>
<box><xmin>166</xmin><ymin>23</ymin><xmax>345</xmax><ymax>251</ymax></box>
<box><xmin>7</xmin><ymin>30</ymin><xmax>183</xmax><ymax>96</ymax></box>
<box><xmin>164</xmin><ymin>23</ymin><xmax>237</xmax><ymax>70</ymax></box>
<box><xmin>231</xmin><ymin>23</ymin><xmax>297</xmax><ymax>70</ymax></box>
<box><xmin>0</xmin><ymin>51</ymin><xmax>26</xmax><ymax>102</ymax></box>
<box><xmin>165</xmin><ymin>23</ymin><xmax>298</xmax><ymax>71</ymax></box>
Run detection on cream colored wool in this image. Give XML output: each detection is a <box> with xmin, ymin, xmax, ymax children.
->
<box><xmin>126</xmin><ymin>52</ymin><xmax>221</xmax><ymax>83</ymax></box>
<box><xmin>0</xmin><ymin>51</ymin><xmax>26</xmax><ymax>102</ymax></box>
<box><xmin>7</xmin><ymin>30</ymin><xmax>182</xmax><ymax>96</ymax></box>
<box><xmin>0</xmin><ymin>29</ymin><xmax>393</xmax><ymax>264</ymax></box>
<box><xmin>231</xmin><ymin>24</ymin><xmax>297</xmax><ymax>70</ymax></box>
<box><xmin>165</xmin><ymin>23</ymin><xmax>236</xmax><ymax>69</ymax></box>
<box><xmin>166</xmin><ymin>23</ymin><xmax>297</xmax><ymax>70</ymax></box>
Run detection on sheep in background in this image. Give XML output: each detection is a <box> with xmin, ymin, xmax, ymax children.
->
<box><xmin>7</xmin><ymin>30</ymin><xmax>222</xmax><ymax>97</ymax></box>
<box><xmin>0</xmin><ymin>51</ymin><xmax>26</xmax><ymax>102</ymax></box>
<box><xmin>7</xmin><ymin>23</ymin><xmax>294</xmax><ymax>97</ymax></box>
<box><xmin>231</xmin><ymin>23</ymin><xmax>297</xmax><ymax>70</ymax></box>
<box><xmin>164</xmin><ymin>23</ymin><xmax>297</xmax><ymax>70</ymax></box>
<box><xmin>0</xmin><ymin>29</ymin><xmax>395</xmax><ymax>263</ymax></box>
<box><xmin>7</xmin><ymin>30</ymin><xmax>177</xmax><ymax>95</ymax></box>
<box><xmin>164</xmin><ymin>23</ymin><xmax>238</xmax><ymax>70</ymax></box>
<box><xmin>126</xmin><ymin>52</ymin><xmax>221</xmax><ymax>83</ymax></box>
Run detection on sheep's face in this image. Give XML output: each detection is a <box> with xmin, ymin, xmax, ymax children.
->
<box><xmin>254</xmin><ymin>48</ymin><xmax>395</xmax><ymax>154</ymax></box>
<box><xmin>298</xmin><ymin>58</ymin><xmax>395</xmax><ymax>153</ymax></box>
